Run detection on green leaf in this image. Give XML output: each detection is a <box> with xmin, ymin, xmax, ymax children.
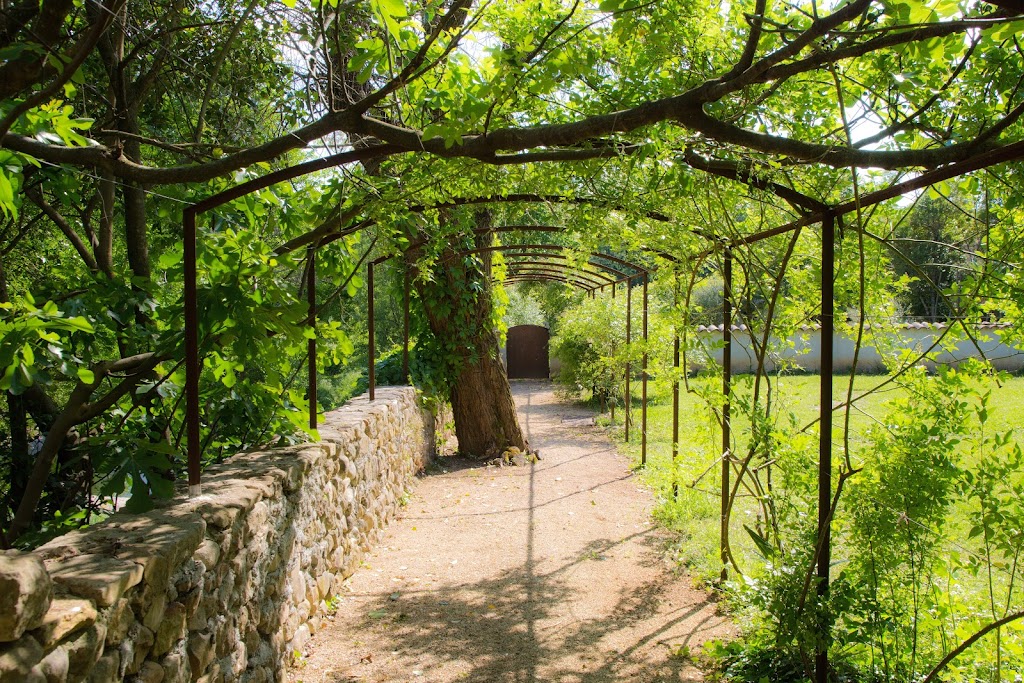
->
<box><xmin>990</xmin><ymin>19</ymin><xmax>1024</xmax><ymax>43</ymax></box>
<box><xmin>63</xmin><ymin>316</ymin><xmax>94</xmax><ymax>333</ymax></box>
<box><xmin>744</xmin><ymin>525</ymin><xmax>775</xmax><ymax>559</ymax></box>
<box><xmin>371</xmin><ymin>0</ymin><xmax>406</xmax><ymax>42</ymax></box>
<box><xmin>157</xmin><ymin>248</ymin><xmax>184</xmax><ymax>269</ymax></box>
<box><xmin>0</xmin><ymin>170</ymin><xmax>17</xmax><ymax>219</ymax></box>
<box><xmin>77</xmin><ymin>367</ymin><xmax>95</xmax><ymax>384</ymax></box>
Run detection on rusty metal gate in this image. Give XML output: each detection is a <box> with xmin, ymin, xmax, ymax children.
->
<box><xmin>506</xmin><ymin>325</ymin><xmax>550</xmax><ymax>379</ymax></box>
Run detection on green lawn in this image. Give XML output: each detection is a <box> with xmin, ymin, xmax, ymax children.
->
<box><xmin>604</xmin><ymin>374</ymin><xmax>1024</xmax><ymax>588</ymax></box>
<box><xmin>598</xmin><ymin>372</ymin><xmax>1024</xmax><ymax>679</ymax></box>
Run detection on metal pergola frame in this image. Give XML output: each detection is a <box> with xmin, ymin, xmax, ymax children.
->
<box><xmin>365</xmin><ymin>237</ymin><xmax>656</xmax><ymax>463</ymax></box>
<box><xmin>180</xmin><ymin>138</ymin><xmax>1024</xmax><ymax>683</ymax></box>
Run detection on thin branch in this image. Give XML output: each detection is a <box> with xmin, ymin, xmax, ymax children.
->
<box><xmin>0</xmin><ymin>0</ymin><xmax>125</xmax><ymax>139</ymax></box>
<box><xmin>921</xmin><ymin>610</ymin><xmax>1024</xmax><ymax>683</ymax></box>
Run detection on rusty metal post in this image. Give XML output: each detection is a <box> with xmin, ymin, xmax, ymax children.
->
<box><xmin>641</xmin><ymin>272</ymin><xmax>648</xmax><ymax>467</ymax></box>
<box><xmin>721</xmin><ymin>248</ymin><xmax>733</xmax><ymax>582</ymax></box>
<box><xmin>403</xmin><ymin>266</ymin><xmax>410</xmax><ymax>382</ymax></box>
<box><xmin>368</xmin><ymin>262</ymin><xmax>375</xmax><ymax>401</ymax></box>
<box><xmin>625</xmin><ymin>277</ymin><xmax>632</xmax><ymax>442</ymax></box>
<box><xmin>611</xmin><ymin>282</ymin><xmax>616</xmax><ymax>423</ymax></box>
<box><xmin>307</xmin><ymin>247</ymin><xmax>317</xmax><ymax>430</ymax></box>
<box><xmin>176</xmin><ymin>146</ymin><xmax>395</xmax><ymax>498</ymax></box>
<box><xmin>184</xmin><ymin>208</ymin><xmax>201</xmax><ymax>497</ymax></box>
<box><xmin>673</xmin><ymin>274</ymin><xmax>680</xmax><ymax>499</ymax></box>
<box><xmin>816</xmin><ymin>215</ymin><xmax>836</xmax><ymax>683</ymax></box>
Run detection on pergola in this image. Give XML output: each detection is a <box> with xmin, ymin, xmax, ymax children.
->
<box><xmin>365</xmin><ymin>237</ymin><xmax>658</xmax><ymax>462</ymax></box>
<box><xmin>181</xmin><ymin>137</ymin><xmax>1024</xmax><ymax>683</ymax></box>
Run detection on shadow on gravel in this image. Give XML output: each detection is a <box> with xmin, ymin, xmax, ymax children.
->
<box><xmin>324</xmin><ymin>458</ymin><xmax>717</xmax><ymax>683</ymax></box>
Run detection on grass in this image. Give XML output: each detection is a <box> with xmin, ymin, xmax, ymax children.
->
<box><xmin>602</xmin><ymin>374</ymin><xmax>1024</xmax><ymax>576</ymax></box>
<box><xmin>593</xmin><ymin>372</ymin><xmax>1024</xmax><ymax>679</ymax></box>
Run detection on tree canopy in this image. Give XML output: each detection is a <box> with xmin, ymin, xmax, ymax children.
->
<box><xmin>5</xmin><ymin>0</ymin><xmax>1024</xmax><ymax>678</ymax></box>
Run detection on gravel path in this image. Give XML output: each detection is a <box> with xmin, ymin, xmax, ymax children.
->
<box><xmin>292</xmin><ymin>381</ymin><xmax>733</xmax><ymax>683</ymax></box>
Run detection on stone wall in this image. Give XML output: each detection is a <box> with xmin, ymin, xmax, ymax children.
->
<box><xmin>0</xmin><ymin>387</ymin><xmax>440</xmax><ymax>683</ymax></box>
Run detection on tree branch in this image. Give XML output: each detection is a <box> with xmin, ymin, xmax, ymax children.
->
<box><xmin>2</xmin><ymin>351</ymin><xmax>163</xmax><ymax>546</ymax></box>
<box><xmin>24</xmin><ymin>185</ymin><xmax>99</xmax><ymax>272</ymax></box>
<box><xmin>0</xmin><ymin>0</ymin><xmax>74</xmax><ymax>100</ymax></box>
<box><xmin>0</xmin><ymin>0</ymin><xmax>125</xmax><ymax>139</ymax></box>
<box><xmin>921</xmin><ymin>610</ymin><xmax>1024</xmax><ymax>683</ymax></box>
<box><xmin>681</xmin><ymin>150</ymin><xmax>826</xmax><ymax>213</ymax></box>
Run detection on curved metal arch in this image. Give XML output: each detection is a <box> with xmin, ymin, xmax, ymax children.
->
<box><xmin>478</xmin><ymin>225</ymin><xmax>673</xmax><ymax>265</ymax></box>
<box><xmin>503</xmin><ymin>275</ymin><xmax>592</xmax><ymax>292</ymax></box>
<box><xmin>503</xmin><ymin>261</ymin><xmax>612</xmax><ymax>283</ymax></box>
<box><xmin>505</xmin><ymin>267</ymin><xmax>609</xmax><ymax>289</ymax></box>
<box><xmin>375</xmin><ymin>224</ymin><xmax>671</xmax><ymax>267</ymax></box>
<box><xmin>456</xmin><ymin>244</ymin><xmax>639</xmax><ymax>282</ymax></box>
<box><xmin>378</xmin><ymin>245</ymin><xmax>617</xmax><ymax>287</ymax></box>
<box><xmin>455</xmin><ymin>242</ymin><xmax>647</xmax><ymax>276</ymax></box>
<box><xmin>503</xmin><ymin>253</ymin><xmax>628</xmax><ymax>278</ymax></box>
<box><xmin>444</xmin><ymin>246</ymin><xmax>629</xmax><ymax>281</ymax></box>
<box><xmin>503</xmin><ymin>260</ymin><xmax>618</xmax><ymax>285</ymax></box>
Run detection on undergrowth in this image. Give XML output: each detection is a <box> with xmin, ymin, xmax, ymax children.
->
<box><xmin>603</xmin><ymin>370</ymin><xmax>1024</xmax><ymax>683</ymax></box>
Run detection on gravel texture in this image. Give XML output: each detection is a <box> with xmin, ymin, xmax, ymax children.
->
<box><xmin>291</xmin><ymin>381</ymin><xmax>734</xmax><ymax>683</ymax></box>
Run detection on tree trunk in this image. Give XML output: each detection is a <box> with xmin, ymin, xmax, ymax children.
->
<box><xmin>409</xmin><ymin>210</ymin><xmax>527</xmax><ymax>458</ymax></box>
<box><xmin>449</xmin><ymin>328</ymin><xmax>526</xmax><ymax>457</ymax></box>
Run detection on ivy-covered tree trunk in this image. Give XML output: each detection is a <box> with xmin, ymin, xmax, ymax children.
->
<box><xmin>411</xmin><ymin>211</ymin><xmax>527</xmax><ymax>458</ymax></box>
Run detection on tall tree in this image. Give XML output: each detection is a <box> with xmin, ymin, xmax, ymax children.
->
<box><xmin>891</xmin><ymin>193</ymin><xmax>983</xmax><ymax>320</ymax></box>
<box><xmin>408</xmin><ymin>209</ymin><xmax>527</xmax><ymax>456</ymax></box>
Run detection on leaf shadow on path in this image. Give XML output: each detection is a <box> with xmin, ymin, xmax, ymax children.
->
<box><xmin>308</xmin><ymin>381</ymin><xmax>731</xmax><ymax>683</ymax></box>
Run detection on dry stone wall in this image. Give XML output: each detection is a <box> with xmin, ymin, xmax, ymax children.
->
<box><xmin>0</xmin><ymin>388</ymin><xmax>441</xmax><ymax>683</ymax></box>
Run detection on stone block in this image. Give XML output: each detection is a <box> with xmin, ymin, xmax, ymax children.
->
<box><xmin>171</xmin><ymin>560</ymin><xmax>204</xmax><ymax>596</ymax></box>
<box><xmin>127</xmin><ymin>624</ymin><xmax>154</xmax><ymax>674</ymax></box>
<box><xmin>189</xmin><ymin>595</ymin><xmax>214</xmax><ymax>632</ymax></box>
<box><xmin>104</xmin><ymin>600</ymin><xmax>133</xmax><ymax>646</ymax></box>
<box><xmin>103</xmin><ymin>511</ymin><xmax>205</xmax><ymax>599</ymax></box>
<box><xmin>0</xmin><ymin>635</ymin><xmax>43</xmax><ymax>682</ymax></box>
<box><xmin>289</xmin><ymin>624</ymin><xmax>311</xmax><ymax>653</ymax></box>
<box><xmin>64</xmin><ymin>623</ymin><xmax>106</xmax><ymax>682</ymax></box>
<box><xmin>0</xmin><ymin>554</ymin><xmax>53</xmax><ymax>641</ymax></box>
<box><xmin>160</xmin><ymin>651</ymin><xmax>189</xmax><ymax>683</ymax></box>
<box><xmin>30</xmin><ymin>599</ymin><xmax>96</xmax><ymax>648</ymax></box>
<box><xmin>287</xmin><ymin>568</ymin><xmax>303</xmax><ymax>603</ymax></box>
<box><xmin>35</xmin><ymin>645</ymin><xmax>69</xmax><ymax>683</ymax></box>
<box><xmin>247</xmin><ymin>501</ymin><xmax>269</xmax><ymax>530</ymax></box>
<box><xmin>135</xmin><ymin>661</ymin><xmax>164</xmax><ymax>683</ymax></box>
<box><xmin>180</xmin><ymin>588</ymin><xmax>201</xmax><ymax>621</ymax></box>
<box><xmin>142</xmin><ymin>593</ymin><xmax>167</xmax><ymax>632</ymax></box>
<box><xmin>316</xmin><ymin>574</ymin><xmax>332</xmax><ymax>601</ymax></box>
<box><xmin>186</xmin><ymin>632</ymin><xmax>213</xmax><ymax>675</ymax></box>
<box><xmin>146</xmin><ymin>600</ymin><xmax>185</xmax><ymax>660</ymax></box>
<box><xmin>304</xmin><ymin>582</ymin><xmax>318</xmax><ymax>608</ymax></box>
<box><xmin>192</xmin><ymin>541</ymin><xmax>220</xmax><ymax>572</ymax></box>
<box><xmin>45</xmin><ymin>555</ymin><xmax>143</xmax><ymax>608</ymax></box>
<box><xmin>86</xmin><ymin>651</ymin><xmax>118</xmax><ymax>683</ymax></box>
<box><xmin>240</xmin><ymin>666</ymin><xmax>266</xmax><ymax>683</ymax></box>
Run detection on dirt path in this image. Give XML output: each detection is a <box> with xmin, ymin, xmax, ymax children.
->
<box><xmin>292</xmin><ymin>381</ymin><xmax>733</xmax><ymax>683</ymax></box>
